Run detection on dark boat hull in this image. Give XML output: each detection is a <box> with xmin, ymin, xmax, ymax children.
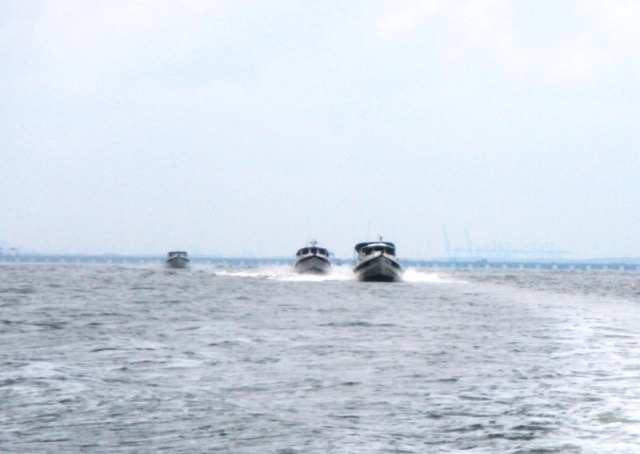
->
<box><xmin>354</xmin><ymin>255</ymin><xmax>402</xmax><ymax>282</ymax></box>
<box><xmin>166</xmin><ymin>257</ymin><xmax>189</xmax><ymax>269</ymax></box>
<box><xmin>295</xmin><ymin>255</ymin><xmax>331</xmax><ymax>274</ymax></box>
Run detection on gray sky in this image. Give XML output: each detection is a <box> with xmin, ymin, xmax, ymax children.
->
<box><xmin>2</xmin><ymin>0</ymin><xmax>640</xmax><ymax>259</ymax></box>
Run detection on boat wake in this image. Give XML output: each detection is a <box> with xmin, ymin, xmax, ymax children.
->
<box><xmin>214</xmin><ymin>266</ymin><xmax>466</xmax><ymax>284</ymax></box>
<box><xmin>213</xmin><ymin>265</ymin><xmax>354</xmax><ymax>281</ymax></box>
<box><xmin>401</xmin><ymin>268</ymin><xmax>468</xmax><ymax>284</ymax></box>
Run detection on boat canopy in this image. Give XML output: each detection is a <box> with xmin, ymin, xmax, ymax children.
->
<box><xmin>354</xmin><ymin>242</ymin><xmax>395</xmax><ymax>253</ymax></box>
<box><xmin>168</xmin><ymin>251</ymin><xmax>188</xmax><ymax>258</ymax></box>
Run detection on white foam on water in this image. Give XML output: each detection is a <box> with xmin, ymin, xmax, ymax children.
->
<box><xmin>401</xmin><ymin>268</ymin><xmax>468</xmax><ymax>284</ymax></box>
<box><xmin>213</xmin><ymin>266</ymin><xmax>467</xmax><ymax>283</ymax></box>
<box><xmin>276</xmin><ymin>265</ymin><xmax>355</xmax><ymax>282</ymax></box>
<box><xmin>213</xmin><ymin>265</ymin><xmax>355</xmax><ymax>281</ymax></box>
<box><xmin>213</xmin><ymin>267</ymin><xmax>285</xmax><ymax>279</ymax></box>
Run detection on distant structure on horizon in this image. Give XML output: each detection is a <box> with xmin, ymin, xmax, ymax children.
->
<box><xmin>0</xmin><ymin>240</ymin><xmax>28</xmax><ymax>258</ymax></box>
<box><xmin>442</xmin><ymin>227</ymin><xmax>571</xmax><ymax>261</ymax></box>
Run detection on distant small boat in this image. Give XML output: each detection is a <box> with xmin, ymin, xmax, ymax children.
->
<box><xmin>166</xmin><ymin>251</ymin><xmax>190</xmax><ymax>269</ymax></box>
<box><xmin>294</xmin><ymin>240</ymin><xmax>331</xmax><ymax>274</ymax></box>
<box><xmin>353</xmin><ymin>239</ymin><xmax>402</xmax><ymax>282</ymax></box>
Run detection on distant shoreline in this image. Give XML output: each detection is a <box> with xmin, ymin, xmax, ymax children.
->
<box><xmin>2</xmin><ymin>253</ymin><xmax>640</xmax><ymax>271</ymax></box>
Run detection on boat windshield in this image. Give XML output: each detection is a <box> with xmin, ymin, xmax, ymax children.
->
<box><xmin>298</xmin><ymin>247</ymin><xmax>329</xmax><ymax>256</ymax></box>
<box><xmin>360</xmin><ymin>245</ymin><xmax>395</xmax><ymax>256</ymax></box>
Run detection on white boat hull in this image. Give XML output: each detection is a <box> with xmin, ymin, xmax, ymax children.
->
<box><xmin>354</xmin><ymin>254</ymin><xmax>402</xmax><ymax>282</ymax></box>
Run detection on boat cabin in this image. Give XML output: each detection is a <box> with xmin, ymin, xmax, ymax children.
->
<box><xmin>355</xmin><ymin>242</ymin><xmax>396</xmax><ymax>258</ymax></box>
<box><xmin>167</xmin><ymin>251</ymin><xmax>188</xmax><ymax>259</ymax></box>
<box><xmin>296</xmin><ymin>247</ymin><xmax>329</xmax><ymax>257</ymax></box>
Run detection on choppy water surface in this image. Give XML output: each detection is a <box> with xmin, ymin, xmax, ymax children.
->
<box><xmin>1</xmin><ymin>264</ymin><xmax>639</xmax><ymax>453</ymax></box>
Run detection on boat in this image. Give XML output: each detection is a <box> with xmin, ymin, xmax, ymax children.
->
<box><xmin>166</xmin><ymin>251</ymin><xmax>190</xmax><ymax>269</ymax></box>
<box><xmin>353</xmin><ymin>239</ymin><xmax>402</xmax><ymax>282</ymax></box>
<box><xmin>294</xmin><ymin>240</ymin><xmax>331</xmax><ymax>274</ymax></box>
